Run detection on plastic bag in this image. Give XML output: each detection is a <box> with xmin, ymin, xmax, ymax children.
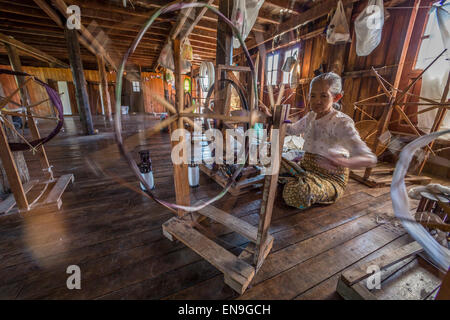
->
<box><xmin>232</xmin><ymin>0</ymin><xmax>265</xmax><ymax>48</ymax></box>
<box><xmin>157</xmin><ymin>40</ymin><xmax>175</xmax><ymax>71</ymax></box>
<box><xmin>326</xmin><ymin>0</ymin><xmax>351</xmax><ymax>44</ymax></box>
<box><xmin>181</xmin><ymin>59</ymin><xmax>191</xmax><ymax>75</ymax></box>
<box><xmin>355</xmin><ymin>0</ymin><xmax>384</xmax><ymax>56</ymax></box>
<box><xmin>182</xmin><ymin>38</ymin><xmax>193</xmax><ymax>61</ymax></box>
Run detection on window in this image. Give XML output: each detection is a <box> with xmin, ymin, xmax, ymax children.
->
<box><xmin>282</xmin><ymin>47</ymin><xmax>299</xmax><ymax>84</ymax></box>
<box><xmin>266</xmin><ymin>52</ymin><xmax>279</xmax><ymax>86</ymax></box>
<box><xmin>132</xmin><ymin>81</ymin><xmax>140</xmax><ymax>92</ymax></box>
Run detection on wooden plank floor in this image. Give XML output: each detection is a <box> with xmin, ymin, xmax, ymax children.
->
<box><xmin>0</xmin><ymin>114</ymin><xmax>441</xmax><ymax>300</ymax></box>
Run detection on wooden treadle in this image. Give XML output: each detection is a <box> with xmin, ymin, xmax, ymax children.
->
<box><xmin>43</xmin><ymin>174</ymin><xmax>75</xmax><ymax>208</ymax></box>
<box><xmin>0</xmin><ymin>180</ymin><xmax>38</xmax><ymax>215</ymax></box>
<box><xmin>162</xmin><ymin>217</ymin><xmax>256</xmax><ymax>294</ymax></box>
<box><xmin>0</xmin><ymin>174</ymin><xmax>74</xmax><ymax>214</ymax></box>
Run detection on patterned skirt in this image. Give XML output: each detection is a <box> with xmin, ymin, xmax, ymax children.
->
<box><xmin>278</xmin><ymin>152</ymin><xmax>349</xmax><ymax>209</ymax></box>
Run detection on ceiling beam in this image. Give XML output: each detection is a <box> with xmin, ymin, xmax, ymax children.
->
<box><xmin>51</xmin><ymin>0</ymin><xmax>118</xmax><ymax>69</ymax></box>
<box><xmin>0</xmin><ymin>32</ymin><xmax>68</xmax><ymax>67</ymax></box>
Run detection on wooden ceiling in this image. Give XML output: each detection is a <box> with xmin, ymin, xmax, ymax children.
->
<box><xmin>0</xmin><ymin>0</ymin><xmax>322</xmax><ymax>71</ymax></box>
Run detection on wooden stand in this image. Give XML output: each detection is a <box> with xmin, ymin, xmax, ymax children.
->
<box><xmin>350</xmin><ymin>163</ymin><xmax>431</xmax><ymax>188</ymax></box>
<box><xmin>0</xmin><ymin>121</ymin><xmax>74</xmax><ymax>215</ymax></box>
<box><xmin>163</xmin><ymin>105</ymin><xmax>289</xmax><ymax>294</ymax></box>
<box><xmin>0</xmin><ymin>71</ymin><xmax>73</xmax><ymax>215</ymax></box>
<box><xmin>336</xmin><ymin>241</ymin><xmax>447</xmax><ymax>300</ymax></box>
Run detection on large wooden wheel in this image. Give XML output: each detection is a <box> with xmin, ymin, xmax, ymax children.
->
<box><xmin>113</xmin><ymin>1</ymin><xmax>263</xmax><ymax>214</ymax></box>
<box><xmin>0</xmin><ymin>70</ymin><xmax>64</xmax><ymax>153</ymax></box>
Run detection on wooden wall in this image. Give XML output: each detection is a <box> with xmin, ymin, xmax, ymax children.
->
<box><xmin>0</xmin><ymin>65</ymin><xmax>181</xmax><ymax>116</ymax></box>
<box><xmin>256</xmin><ymin>0</ymin><xmax>433</xmax><ymax>132</ymax></box>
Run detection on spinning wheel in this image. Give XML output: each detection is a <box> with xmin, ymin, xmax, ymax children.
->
<box><xmin>0</xmin><ymin>69</ymin><xmax>73</xmax><ymax>214</ymax></box>
<box><xmin>112</xmin><ymin>1</ymin><xmax>290</xmax><ymax>294</ymax></box>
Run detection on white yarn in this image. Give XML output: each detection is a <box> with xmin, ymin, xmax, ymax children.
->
<box><xmin>391</xmin><ymin>129</ymin><xmax>450</xmax><ymax>271</ymax></box>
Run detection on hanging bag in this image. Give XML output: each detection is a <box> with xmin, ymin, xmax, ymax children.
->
<box><xmin>181</xmin><ymin>38</ymin><xmax>193</xmax><ymax>61</ymax></box>
<box><xmin>157</xmin><ymin>40</ymin><xmax>175</xmax><ymax>71</ymax></box>
<box><xmin>355</xmin><ymin>0</ymin><xmax>385</xmax><ymax>56</ymax></box>
<box><xmin>231</xmin><ymin>0</ymin><xmax>265</xmax><ymax>48</ymax></box>
<box><xmin>326</xmin><ymin>0</ymin><xmax>351</xmax><ymax>44</ymax></box>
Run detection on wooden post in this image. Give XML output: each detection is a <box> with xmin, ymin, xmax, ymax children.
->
<box><xmin>5</xmin><ymin>43</ymin><xmax>51</xmax><ymax>173</ymax></box>
<box><xmin>215</xmin><ymin>0</ymin><xmax>234</xmax><ymax>117</ymax></box>
<box><xmin>170</xmin><ymin>38</ymin><xmax>190</xmax><ymax>217</ymax></box>
<box><xmin>65</xmin><ymin>28</ymin><xmax>95</xmax><ymax>135</ymax></box>
<box><xmin>259</xmin><ymin>51</ymin><xmax>266</xmax><ymax>106</ymax></box>
<box><xmin>0</xmin><ymin>123</ymin><xmax>28</xmax><ymax>210</ymax></box>
<box><xmin>254</xmin><ymin>105</ymin><xmax>289</xmax><ymax>267</ymax></box>
<box><xmin>364</xmin><ymin>0</ymin><xmax>421</xmax><ymax>180</ymax></box>
<box><xmin>162</xmin><ymin>68</ymin><xmax>170</xmax><ymax>102</ymax></box>
<box><xmin>97</xmin><ymin>55</ymin><xmax>112</xmax><ymax>121</ymax></box>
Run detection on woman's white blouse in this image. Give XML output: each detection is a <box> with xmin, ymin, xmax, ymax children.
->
<box><xmin>286</xmin><ymin>109</ymin><xmax>377</xmax><ymax>161</ymax></box>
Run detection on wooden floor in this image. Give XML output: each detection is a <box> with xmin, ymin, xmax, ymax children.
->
<box><xmin>0</xmin><ymin>114</ymin><xmax>442</xmax><ymax>300</ymax></box>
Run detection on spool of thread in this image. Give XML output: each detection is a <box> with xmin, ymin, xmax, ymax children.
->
<box><xmin>140</xmin><ymin>171</ymin><xmax>155</xmax><ymax>191</ymax></box>
<box><xmin>188</xmin><ymin>164</ymin><xmax>199</xmax><ymax>188</ymax></box>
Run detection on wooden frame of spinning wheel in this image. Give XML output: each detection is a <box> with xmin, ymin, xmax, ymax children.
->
<box><xmin>162</xmin><ymin>100</ymin><xmax>289</xmax><ymax>294</ymax></box>
<box><xmin>199</xmin><ymin>63</ymin><xmax>266</xmax><ymax>196</ymax></box>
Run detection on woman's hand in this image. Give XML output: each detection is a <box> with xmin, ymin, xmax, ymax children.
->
<box><xmin>324</xmin><ymin>149</ymin><xmax>377</xmax><ymax>169</ymax></box>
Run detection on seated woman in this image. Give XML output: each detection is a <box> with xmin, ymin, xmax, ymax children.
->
<box><xmin>279</xmin><ymin>72</ymin><xmax>377</xmax><ymax>209</ymax></box>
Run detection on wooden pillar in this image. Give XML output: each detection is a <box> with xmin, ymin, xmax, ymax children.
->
<box><xmin>6</xmin><ymin>43</ymin><xmax>51</xmax><ymax>172</ymax></box>
<box><xmin>0</xmin><ymin>124</ymin><xmax>28</xmax><ymax>210</ymax></box>
<box><xmin>170</xmin><ymin>38</ymin><xmax>190</xmax><ymax>217</ymax></box>
<box><xmin>364</xmin><ymin>0</ymin><xmax>421</xmax><ymax>180</ymax></box>
<box><xmin>65</xmin><ymin>28</ymin><xmax>95</xmax><ymax>135</ymax></box>
<box><xmin>162</xmin><ymin>68</ymin><xmax>170</xmax><ymax>102</ymax></box>
<box><xmin>215</xmin><ymin>0</ymin><xmax>234</xmax><ymax>116</ymax></box>
<box><xmin>97</xmin><ymin>55</ymin><xmax>112</xmax><ymax>121</ymax></box>
<box><xmin>0</xmin><ymin>118</ymin><xmax>30</xmax><ymax>194</ymax></box>
<box><xmin>254</xmin><ymin>105</ymin><xmax>289</xmax><ymax>267</ymax></box>
<box><xmin>259</xmin><ymin>51</ymin><xmax>266</xmax><ymax>105</ymax></box>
